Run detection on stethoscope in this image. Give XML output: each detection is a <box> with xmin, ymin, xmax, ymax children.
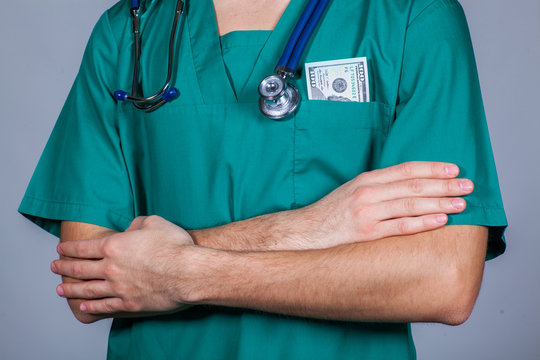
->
<box><xmin>114</xmin><ymin>0</ymin><xmax>331</xmax><ymax>119</ymax></box>
<box><xmin>114</xmin><ymin>0</ymin><xmax>183</xmax><ymax>112</ymax></box>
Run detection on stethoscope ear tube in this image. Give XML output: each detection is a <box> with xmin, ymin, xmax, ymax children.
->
<box><xmin>115</xmin><ymin>0</ymin><xmax>184</xmax><ymax>112</ymax></box>
<box><xmin>286</xmin><ymin>0</ymin><xmax>330</xmax><ymax>71</ymax></box>
<box><xmin>276</xmin><ymin>0</ymin><xmax>320</xmax><ymax>71</ymax></box>
<box><xmin>117</xmin><ymin>0</ymin><xmax>330</xmax><ymax>116</ymax></box>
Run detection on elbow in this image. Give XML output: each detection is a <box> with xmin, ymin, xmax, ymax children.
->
<box><xmin>435</xmin><ymin>269</ymin><xmax>481</xmax><ymax>326</ymax></box>
<box><xmin>439</xmin><ymin>301</ymin><xmax>474</xmax><ymax>326</ymax></box>
<box><xmin>73</xmin><ymin>311</ymin><xmax>100</xmax><ymax>324</ymax></box>
<box><xmin>68</xmin><ymin>300</ymin><xmax>101</xmax><ymax>324</ymax></box>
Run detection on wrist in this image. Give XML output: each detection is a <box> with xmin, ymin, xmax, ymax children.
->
<box><xmin>175</xmin><ymin>245</ymin><xmax>226</xmax><ymax>304</ymax></box>
<box><xmin>188</xmin><ymin>229</ymin><xmax>207</xmax><ymax>247</ymax></box>
<box><xmin>268</xmin><ymin>207</ymin><xmax>324</xmax><ymax>250</ymax></box>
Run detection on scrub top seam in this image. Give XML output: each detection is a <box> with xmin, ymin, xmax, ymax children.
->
<box><xmin>185</xmin><ymin>10</ymin><xmax>217</xmax><ymax>104</ymax></box>
<box><xmin>292</xmin><ymin>116</ymin><xmax>298</xmax><ymax>208</ymax></box>
<box><xmin>117</xmin><ymin>111</ymin><xmax>137</xmax><ymax>220</ymax></box>
<box><xmin>20</xmin><ymin>194</ymin><xmax>133</xmax><ymax>223</ymax></box>
<box><xmin>295</xmin><ymin>124</ymin><xmax>392</xmax><ymax>134</ymax></box>
<box><xmin>104</xmin><ymin>10</ymin><xmax>120</xmax><ymax>53</ymax></box>
<box><xmin>221</xmin><ymin>43</ymin><xmax>270</xmax><ymax>50</ymax></box>
<box><xmin>184</xmin><ymin>11</ymin><xmax>205</xmax><ymax>104</ymax></box>
<box><xmin>406</xmin><ymin>0</ymin><xmax>446</xmax><ymax>29</ymax></box>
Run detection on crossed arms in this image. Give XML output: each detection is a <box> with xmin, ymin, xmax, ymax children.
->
<box><xmin>51</xmin><ymin>162</ymin><xmax>488</xmax><ymax>325</ymax></box>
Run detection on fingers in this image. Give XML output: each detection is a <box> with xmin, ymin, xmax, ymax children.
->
<box><xmin>360</xmin><ymin>161</ymin><xmax>460</xmax><ymax>184</ymax></box>
<box><xmin>373</xmin><ymin>197</ymin><xmax>467</xmax><ymax>220</ymax></box>
<box><xmin>57</xmin><ymin>280</ymin><xmax>112</xmax><ymax>299</ymax></box>
<box><xmin>57</xmin><ymin>238</ymin><xmax>105</xmax><ymax>259</ymax></box>
<box><xmin>366</xmin><ymin>178</ymin><xmax>473</xmax><ymax>203</ymax></box>
<box><xmin>376</xmin><ymin>214</ymin><xmax>448</xmax><ymax>238</ymax></box>
<box><xmin>52</xmin><ymin>259</ymin><xmax>105</xmax><ymax>280</ymax></box>
<box><xmin>80</xmin><ymin>298</ymin><xmax>125</xmax><ymax>315</ymax></box>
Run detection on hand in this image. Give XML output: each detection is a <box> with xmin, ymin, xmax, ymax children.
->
<box><xmin>52</xmin><ymin>216</ymin><xmax>195</xmax><ymax>315</ymax></box>
<box><xmin>292</xmin><ymin>161</ymin><xmax>473</xmax><ymax>248</ymax></box>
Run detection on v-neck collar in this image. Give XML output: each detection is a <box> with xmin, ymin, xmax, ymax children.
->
<box><xmin>186</xmin><ymin>0</ymin><xmax>305</xmax><ymax>104</ymax></box>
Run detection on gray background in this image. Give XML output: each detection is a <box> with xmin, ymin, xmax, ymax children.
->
<box><xmin>1</xmin><ymin>0</ymin><xmax>538</xmax><ymax>359</ymax></box>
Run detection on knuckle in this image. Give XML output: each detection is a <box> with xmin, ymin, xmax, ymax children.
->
<box><xmin>71</xmin><ymin>263</ymin><xmax>82</xmax><ymax>278</ymax></box>
<box><xmin>399</xmin><ymin>162</ymin><xmax>414</xmax><ymax>177</ymax></box>
<box><xmin>73</xmin><ymin>243</ymin><xmax>84</xmax><ymax>257</ymax></box>
<box><xmin>396</xmin><ymin>220</ymin><xmax>410</xmax><ymax>234</ymax></box>
<box><xmin>439</xmin><ymin>198</ymin><xmax>448</xmax><ymax>209</ymax></box>
<box><xmin>104</xmin><ymin>264</ymin><xmax>119</xmax><ymax>279</ymax></box>
<box><xmin>450</xmin><ymin>179</ymin><xmax>461</xmax><ymax>193</ymax></box>
<box><xmin>124</xmin><ymin>300</ymin><xmax>141</xmax><ymax>312</ymax></box>
<box><xmin>101</xmin><ymin>238</ymin><xmax>118</xmax><ymax>257</ymax></box>
<box><xmin>143</xmin><ymin>215</ymin><xmax>163</xmax><ymax>226</ymax></box>
<box><xmin>353</xmin><ymin>186</ymin><xmax>376</xmax><ymax>201</ymax></box>
<box><xmin>445</xmin><ymin>180</ymin><xmax>454</xmax><ymax>193</ymax></box>
<box><xmin>423</xmin><ymin>216</ymin><xmax>436</xmax><ymax>227</ymax></box>
<box><xmin>84</xmin><ymin>286</ymin><xmax>97</xmax><ymax>299</ymax></box>
<box><xmin>101</xmin><ymin>239</ymin><xmax>112</xmax><ymax>256</ymax></box>
<box><xmin>431</xmin><ymin>162</ymin><xmax>441</xmax><ymax>176</ymax></box>
<box><xmin>408</xmin><ymin>179</ymin><xmax>423</xmax><ymax>194</ymax></box>
<box><xmin>103</xmin><ymin>301</ymin><xmax>115</xmax><ymax>314</ymax></box>
<box><xmin>111</xmin><ymin>283</ymin><xmax>126</xmax><ymax>297</ymax></box>
<box><xmin>355</xmin><ymin>170</ymin><xmax>375</xmax><ymax>184</ymax></box>
<box><xmin>354</xmin><ymin>206</ymin><xmax>371</xmax><ymax>220</ymax></box>
<box><xmin>403</xmin><ymin>198</ymin><xmax>417</xmax><ymax>211</ymax></box>
<box><xmin>133</xmin><ymin>216</ymin><xmax>147</xmax><ymax>223</ymax></box>
<box><xmin>358</xmin><ymin>223</ymin><xmax>376</xmax><ymax>240</ymax></box>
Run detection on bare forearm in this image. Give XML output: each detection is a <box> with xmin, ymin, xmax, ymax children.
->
<box><xmin>187</xmin><ymin>225</ymin><xmax>488</xmax><ymax>325</ymax></box>
<box><xmin>190</xmin><ymin>162</ymin><xmax>473</xmax><ymax>252</ymax></box>
<box><xmin>189</xmin><ymin>208</ymin><xmax>315</xmax><ymax>251</ymax></box>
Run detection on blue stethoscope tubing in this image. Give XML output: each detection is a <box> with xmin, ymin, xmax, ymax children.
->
<box><xmin>258</xmin><ymin>0</ymin><xmax>330</xmax><ymax>120</ymax></box>
<box><xmin>115</xmin><ymin>0</ymin><xmax>331</xmax><ymax>116</ymax></box>
<box><xmin>277</xmin><ymin>0</ymin><xmax>330</xmax><ymax>73</ymax></box>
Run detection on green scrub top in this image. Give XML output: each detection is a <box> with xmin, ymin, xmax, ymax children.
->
<box><xmin>19</xmin><ymin>0</ymin><xmax>507</xmax><ymax>359</ymax></box>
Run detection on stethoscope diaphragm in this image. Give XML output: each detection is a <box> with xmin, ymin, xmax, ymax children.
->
<box><xmin>258</xmin><ymin>75</ymin><xmax>300</xmax><ymax>120</ymax></box>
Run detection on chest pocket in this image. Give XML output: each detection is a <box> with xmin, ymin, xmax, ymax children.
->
<box><xmin>293</xmin><ymin>100</ymin><xmax>393</xmax><ymax>207</ymax></box>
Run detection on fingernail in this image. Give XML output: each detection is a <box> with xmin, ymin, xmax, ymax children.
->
<box><xmin>80</xmin><ymin>304</ymin><xmax>87</xmax><ymax>312</ymax></box>
<box><xmin>57</xmin><ymin>245</ymin><xmax>64</xmax><ymax>256</ymax></box>
<box><xmin>445</xmin><ymin>165</ymin><xmax>459</xmax><ymax>177</ymax></box>
<box><xmin>452</xmin><ymin>199</ymin><xmax>465</xmax><ymax>210</ymax></box>
<box><xmin>437</xmin><ymin>214</ymin><xmax>448</xmax><ymax>224</ymax></box>
<box><xmin>51</xmin><ymin>262</ymin><xmax>58</xmax><ymax>273</ymax></box>
<box><xmin>460</xmin><ymin>180</ymin><xmax>473</xmax><ymax>192</ymax></box>
<box><xmin>57</xmin><ymin>285</ymin><xmax>65</xmax><ymax>296</ymax></box>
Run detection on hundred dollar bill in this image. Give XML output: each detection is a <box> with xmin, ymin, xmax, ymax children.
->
<box><xmin>305</xmin><ymin>57</ymin><xmax>370</xmax><ymax>102</ymax></box>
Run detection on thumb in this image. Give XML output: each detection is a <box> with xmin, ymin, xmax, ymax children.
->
<box><xmin>126</xmin><ymin>216</ymin><xmax>148</xmax><ymax>231</ymax></box>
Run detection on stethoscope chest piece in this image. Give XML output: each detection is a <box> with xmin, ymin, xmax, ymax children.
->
<box><xmin>258</xmin><ymin>75</ymin><xmax>300</xmax><ymax>120</ymax></box>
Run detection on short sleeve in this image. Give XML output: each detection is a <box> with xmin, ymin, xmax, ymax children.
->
<box><xmin>376</xmin><ymin>0</ymin><xmax>507</xmax><ymax>259</ymax></box>
<box><xmin>18</xmin><ymin>11</ymin><xmax>134</xmax><ymax>237</ymax></box>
